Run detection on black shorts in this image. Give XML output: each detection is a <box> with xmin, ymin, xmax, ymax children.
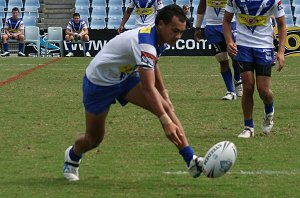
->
<box><xmin>212</xmin><ymin>41</ymin><xmax>227</xmax><ymax>55</ymax></box>
<box><xmin>237</xmin><ymin>61</ymin><xmax>273</xmax><ymax>77</ymax></box>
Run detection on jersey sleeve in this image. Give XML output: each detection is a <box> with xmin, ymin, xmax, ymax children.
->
<box><xmin>273</xmin><ymin>0</ymin><xmax>285</xmax><ymax>18</ymax></box>
<box><xmin>225</xmin><ymin>0</ymin><xmax>236</xmax><ymax>13</ymax></box>
<box><xmin>19</xmin><ymin>20</ymin><xmax>24</xmax><ymax>30</ymax></box>
<box><xmin>66</xmin><ymin>21</ymin><xmax>72</xmax><ymax>31</ymax></box>
<box><xmin>82</xmin><ymin>20</ymin><xmax>88</xmax><ymax>29</ymax></box>
<box><xmin>4</xmin><ymin>19</ymin><xmax>9</xmax><ymax>29</ymax></box>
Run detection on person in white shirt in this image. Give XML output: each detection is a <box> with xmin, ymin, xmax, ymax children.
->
<box><xmin>194</xmin><ymin>0</ymin><xmax>243</xmax><ymax>100</ymax></box>
<box><xmin>223</xmin><ymin>0</ymin><xmax>286</xmax><ymax>138</ymax></box>
<box><xmin>63</xmin><ymin>5</ymin><xmax>204</xmax><ymax>182</ymax></box>
<box><xmin>117</xmin><ymin>0</ymin><xmax>163</xmax><ymax>33</ymax></box>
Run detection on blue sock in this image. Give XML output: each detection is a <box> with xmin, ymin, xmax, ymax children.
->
<box><xmin>19</xmin><ymin>43</ymin><xmax>24</xmax><ymax>52</ymax></box>
<box><xmin>232</xmin><ymin>60</ymin><xmax>241</xmax><ymax>82</ymax></box>
<box><xmin>69</xmin><ymin>146</ymin><xmax>82</xmax><ymax>162</ymax></box>
<box><xmin>179</xmin><ymin>146</ymin><xmax>194</xmax><ymax>166</ymax></box>
<box><xmin>221</xmin><ymin>70</ymin><xmax>234</xmax><ymax>92</ymax></box>
<box><xmin>244</xmin><ymin>119</ymin><xmax>254</xmax><ymax>128</ymax></box>
<box><xmin>85</xmin><ymin>41</ymin><xmax>90</xmax><ymax>52</ymax></box>
<box><xmin>67</xmin><ymin>41</ymin><xmax>73</xmax><ymax>53</ymax></box>
<box><xmin>3</xmin><ymin>43</ymin><xmax>8</xmax><ymax>52</ymax></box>
<box><xmin>264</xmin><ymin>102</ymin><xmax>274</xmax><ymax>114</ymax></box>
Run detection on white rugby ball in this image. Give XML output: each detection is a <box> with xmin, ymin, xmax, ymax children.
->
<box><xmin>203</xmin><ymin>141</ymin><xmax>237</xmax><ymax>178</ymax></box>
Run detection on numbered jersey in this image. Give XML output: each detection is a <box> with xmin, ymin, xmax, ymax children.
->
<box><xmin>225</xmin><ymin>0</ymin><xmax>285</xmax><ymax>48</ymax></box>
<box><xmin>86</xmin><ymin>26</ymin><xmax>167</xmax><ymax>86</ymax></box>
<box><xmin>127</xmin><ymin>0</ymin><xmax>163</xmax><ymax>27</ymax></box>
<box><xmin>4</xmin><ymin>17</ymin><xmax>24</xmax><ymax>33</ymax></box>
<box><xmin>66</xmin><ymin>19</ymin><xmax>88</xmax><ymax>34</ymax></box>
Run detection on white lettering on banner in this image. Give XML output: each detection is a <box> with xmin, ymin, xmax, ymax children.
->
<box><xmin>165</xmin><ymin>39</ymin><xmax>212</xmax><ymax>50</ymax></box>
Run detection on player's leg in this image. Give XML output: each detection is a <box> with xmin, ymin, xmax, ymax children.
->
<box><xmin>124</xmin><ymin>81</ymin><xmax>203</xmax><ymax>178</ymax></box>
<box><xmin>64</xmin><ymin>75</ymin><xmax>112</xmax><ymax>181</ymax></box>
<box><xmin>213</xmin><ymin>42</ymin><xmax>236</xmax><ymax>100</ymax></box>
<box><xmin>1</xmin><ymin>34</ymin><xmax>10</xmax><ymax>56</ymax></box>
<box><xmin>81</xmin><ymin>34</ymin><xmax>91</xmax><ymax>57</ymax></box>
<box><xmin>235</xmin><ymin>46</ymin><xmax>255</xmax><ymax>138</ymax></box>
<box><xmin>65</xmin><ymin>35</ymin><xmax>74</xmax><ymax>57</ymax></box>
<box><xmin>15</xmin><ymin>35</ymin><xmax>25</xmax><ymax>56</ymax></box>
<box><xmin>254</xmin><ymin>48</ymin><xmax>275</xmax><ymax>134</ymax></box>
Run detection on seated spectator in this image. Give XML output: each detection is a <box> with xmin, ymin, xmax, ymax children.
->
<box><xmin>65</xmin><ymin>13</ymin><xmax>91</xmax><ymax>57</ymax></box>
<box><xmin>182</xmin><ymin>4</ymin><xmax>192</xmax><ymax>28</ymax></box>
<box><xmin>1</xmin><ymin>7</ymin><xmax>25</xmax><ymax>57</ymax></box>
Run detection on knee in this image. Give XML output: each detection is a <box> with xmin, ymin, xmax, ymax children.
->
<box><xmin>243</xmin><ymin>83</ymin><xmax>255</xmax><ymax>96</ymax></box>
<box><xmin>258</xmin><ymin>87</ymin><xmax>273</xmax><ymax>101</ymax></box>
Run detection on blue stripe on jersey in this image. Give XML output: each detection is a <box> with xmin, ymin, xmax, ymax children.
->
<box><xmin>7</xmin><ymin>17</ymin><xmax>22</xmax><ymax>30</ymax></box>
<box><xmin>235</xmin><ymin>0</ymin><xmax>275</xmax><ymax>16</ymax></box>
<box><xmin>133</xmin><ymin>0</ymin><xmax>156</xmax><ymax>8</ymax></box>
<box><xmin>70</xmin><ymin>19</ymin><xmax>84</xmax><ymax>32</ymax></box>
<box><xmin>138</xmin><ymin>26</ymin><xmax>167</xmax><ymax>57</ymax></box>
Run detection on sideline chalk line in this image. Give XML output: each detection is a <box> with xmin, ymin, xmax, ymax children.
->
<box><xmin>0</xmin><ymin>58</ymin><xmax>62</xmax><ymax>87</ymax></box>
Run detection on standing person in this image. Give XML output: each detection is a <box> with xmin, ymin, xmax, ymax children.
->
<box><xmin>223</xmin><ymin>0</ymin><xmax>286</xmax><ymax>138</ymax></box>
<box><xmin>117</xmin><ymin>0</ymin><xmax>163</xmax><ymax>33</ymax></box>
<box><xmin>63</xmin><ymin>5</ymin><xmax>203</xmax><ymax>181</ymax></box>
<box><xmin>194</xmin><ymin>0</ymin><xmax>242</xmax><ymax>100</ymax></box>
<box><xmin>65</xmin><ymin>13</ymin><xmax>91</xmax><ymax>57</ymax></box>
<box><xmin>1</xmin><ymin>7</ymin><xmax>25</xmax><ymax>57</ymax></box>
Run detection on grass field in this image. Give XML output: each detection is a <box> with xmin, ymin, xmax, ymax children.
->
<box><xmin>0</xmin><ymin>56</ymin><xmax>299</xmax><ymax>198</ymax></box>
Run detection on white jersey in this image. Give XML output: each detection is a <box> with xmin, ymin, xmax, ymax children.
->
<box><xmin>86</xmin><ymin>26</ymin><xmax>167</xmax><ymax>86</ymax></box>
<box><xmin>206</xmin><ymin>0</ymin><xmax>234</xmax><ymax>25</ymax></box>
<box><xmin>225</xmin><ymin>0</ymin><xmax>285</xmax><ymax>48</ymax></box>
<box><xmin>128</xmin><ymin>0</ymin><xmax>163</xmax><ymax>27</ymax></box>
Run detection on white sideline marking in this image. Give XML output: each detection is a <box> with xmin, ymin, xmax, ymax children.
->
<box><xmin>163</xmin><ymin>170</ymin><xmax>300</xmax><ymax>176</ymax></box>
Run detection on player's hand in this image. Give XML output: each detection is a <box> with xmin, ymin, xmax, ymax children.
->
<box><xmin>163</xmin><ymin>122</ymin><xmax>183</xmax><ymax>146</ymax></box>
<box><xmin>276</xmin><ymin>52</ymin><xmax>285</xmax><ymax>72</ymax></box>
<box><xmin>117</xmin><ymin>26</ymin><xmax>123</xmax><ymax>34</ymax></box>
<box><xmin>227</xmin><ymin>42</ymin><xmax>238</xmax><ymax>57</ymax></box>
<box><xmin>194</xmin><ymin>28</ymin><xmax>201</xmax><ymax>42</ymax></box>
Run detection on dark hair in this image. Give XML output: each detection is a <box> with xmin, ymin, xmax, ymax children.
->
<box><xmin>73</xmin><ymin>13</ymin><xmax>80</xmax><ymax>18</ymax></box>
<box><xmin>12</xmin><ymin>7</ymin><xmax>19</xmax><ymax>12</ymax></box>
<box><xmin>155</xmin><ymin>4</ymin><xmax>186</xmax><ymax>26</ymax></box>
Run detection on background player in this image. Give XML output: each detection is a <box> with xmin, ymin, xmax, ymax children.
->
<box><xmin>194</xmin><ymin>0</ymin><xmax>242</xmax><ymax>100</ymax></box>
<box><xmin>223</xmin><ymin>0</ymin><xmax>286</xmax><ymax>137</ymax></box>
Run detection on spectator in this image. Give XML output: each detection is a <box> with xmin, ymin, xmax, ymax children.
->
<box><xmin>182</xmin><ymin>4</ymin><xmax>192</xmax><ymax>28</ymax></box>
<box><xmin>1</xmin><ymin>7</ymin><xmax>25</xmax><ymax>57</ymax></box>
<box><xmin>65</xmin><ymin>13</ymin><xmax>91</xmax><ymax>57</ymax></box>
<box><xmin>117</xmin><ymin>0</ymin><xmax>163</xmax><ymax>33</ymax></box>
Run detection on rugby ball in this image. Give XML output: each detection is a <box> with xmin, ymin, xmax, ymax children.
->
<box><xmin>203</xmin><ymin>141</ymin><xmax>237</xmax><ymax>178</ymax></box>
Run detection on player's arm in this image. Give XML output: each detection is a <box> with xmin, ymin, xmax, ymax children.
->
<box><xmin>154</xmin><ymin>62</ymin><xmax>174</xmax><ymax>111</ymax></box>
<box><xmin>81</xmin><ymin>27</ymin><xmax>89</xmax><ymax>36</ymax></box>
<box><xmin>138</xmin><ymin>66</ymin><xmax>182</xmax><ymax>146</ymax></box>
<box><xmin>223</xmin><ymin>11</ymin><xmax>237</xmax><ymax>57</ymax></box>
<box><xmin>275</xmin><ymin>15</ymin><xmax>286</xmax><ymax>71</ymax></box>
<box><xmin>118</xmin><ymin>7</ymin><xmax>134</xmax><ymax>33</ymax></box>
<box><xmin>65</xmin><ymin>28</ymin><xmax>74</xmax><ymax>36</ymax></box>
<box><xmin>194</xmin><ymin>0</ymin><xmax>206</xmax><ymax>42</ymax></box>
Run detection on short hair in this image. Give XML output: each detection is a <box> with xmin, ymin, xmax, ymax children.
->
<box><xmin>12</xmin><ymin>7</ymin><xmax>19</xmax><ymax>12</ymax></box>
<box><xmin>73</xmin><ymin>13</ymin><xmax>80</xmax><ymax>18</ymax></box>
<box><xmin>155</xmin><ymin>4</ymin><xmax>186</xmax><ymax>26</ymax></box>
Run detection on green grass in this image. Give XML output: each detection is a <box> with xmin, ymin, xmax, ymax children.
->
<box><xmin>0</xmin><ymin>56</ymin><xmax>299</xmax><ymax>198</ymax></box>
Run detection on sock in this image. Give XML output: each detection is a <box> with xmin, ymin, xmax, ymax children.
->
<box><xmin>69</xmin><ymin>146</ymin><xmax>82</xmax><ymax>162</ymax></box>
<box><xmin>19</xmin><ymin>43</ymin><xmax>24</xmax><ymax>52</ymax></box>
<box><xmin>244</xmin><ymin>119</ymin><xmax>254</xmax><ymax>128</ymax></box>
<box><xmin>264</xmin><ymin>102</ymin><xmax>274</xmax><ymax>114</ymax></box>
<box><xmin>232</xmin><ymin>60</ymin><xmax>241</xmax><ymax>82</ymax></box>
<box><xmin>221</xmin><ymin>70</ymin><xmax>234</xmax><ymax>92</ymax></box>
<box><xmin>3</xmin><ymin>43</ymin><xmax>8</xmax><ymax>52</ymax></box>
<box><xmin>85</xmin><ymin>41</ymin><xmax>90</xmax><ymax>52</ymax></box>
<box><xmin>179</xmin><ymin>146</ymin><xmax>194</xmax><ymax>167</ymax></box>
<box><xmin>66</xmin><ymin>41</ymin><xmax>73</xmax><ymax>53</ymax></box>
